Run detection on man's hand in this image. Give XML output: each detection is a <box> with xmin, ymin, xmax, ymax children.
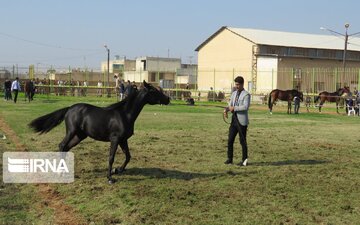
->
<box><xmin>228</xmin><ymin>106</ymin><xmax>235</xmax><ymax>112</ymax></box>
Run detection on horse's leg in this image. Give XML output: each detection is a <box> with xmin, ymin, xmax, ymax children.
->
<box><xmin>115</xmin><ymin>140</ymin><xmax>131</xmax><ymax>174</ymax></box>
<box><xmin>59</xmin><ymin>130</ymin><xmax>76</xmax><ymax>152</ymax></box>
<box><xmin>107</xmin><ymin>138</ymin><xmax>119</xmax><ymax>184</ymax></box>
<box><xmin>319</xmin><ymin>101</ymin><xmax>324</xmax><ymax>112</ymax></box>
<box><xmin>287</xmin><ymin>101</ymin><xmax>291</xmax><ymax>114</ymax></box>
<box><xmin>269</xmin><ymin>99</ymin><xmax>274</xmax><ymax>114</ymax></box>
<box><xmin>336</xmin><ymin>101</ymin><xmax>339</xmax><ymax>114</ymax></box>
<box><xmin>62</xmin><ymin>131</ymin><xmax>87</xmax><ymax>152</ymax></box>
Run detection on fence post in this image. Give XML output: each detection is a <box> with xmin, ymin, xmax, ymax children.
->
<box><xmin>213</xmin><ymin>68</ymin><xmax>216</xmax><ymax>101</ymax></box>
<box><xmin>290</xmin><ymin>68</ymin><xmax>294</xmax><ymax>89</ymax></box>
<box><xmin>312</xmin><ymin>68</ymin><xmax>315</xmax><ymax>94</ymax></box>
<box><xmin>335</xmin><ymin>68</ymin><xmax>338</xmax><ymax>91</ymax></box>
<box><xmin>271</xmin><ymin>68</ymin><xmax>274</xmax><ymax>90</ymax></box>
<box><xmin>195</xmin><ymin>66</ymin><xmax>198</xmax><ymax>90</ymax></box>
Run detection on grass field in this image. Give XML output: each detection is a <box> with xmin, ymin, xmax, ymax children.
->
<box><xmin>0</xmin><ymin>94</ymin><xmax>359</xmax><ymax>225</ymax></box>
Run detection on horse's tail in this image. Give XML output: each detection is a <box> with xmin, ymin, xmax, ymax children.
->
<box><xmin>314</xmin><ymin>94</ymin><xmax>320</xmax><ymax>103</ymax></box>
<box><xmin>268</xmin><ymin>91</ymin><xmax>273</xmax><ymax>110</ymax></box>
<box><xmin>29</xmin><ymin>107</ymin><xmax>70</xmax><ymax>134</ymax></box>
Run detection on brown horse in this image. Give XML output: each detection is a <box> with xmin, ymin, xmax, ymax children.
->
<box><xmin>314</xmin><ymin>87</ymin><xmax>350</xmax><ymax>113</ymax></box>
<box><xmin>268</xmin><ymin>89</ymin><xmax>303</xmax><ymax>114</ymax></box>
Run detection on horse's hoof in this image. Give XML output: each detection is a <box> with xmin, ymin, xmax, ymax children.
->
<box><xmin>108</xmin><ymin>178</ymin><xmax>116</xmax><ymax>184</ymax></box>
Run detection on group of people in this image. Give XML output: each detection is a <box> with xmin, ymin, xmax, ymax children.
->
<box><xmin>345</xmin><ymin>89</ymin><xmax>360</xmax><ymax>115</ymax></box>
<box><xmin>3</xmin><ymin>77</ymin><xmax>21</xmax><ymax>103</ymax></box>
<box><xmin>113</xmin><ymin>75</ymin><xmax>139</xmax><ymax>101</ymax></box>
<box><xmin>54</xmin><ymin>79</ymin><xmax>88</xmax><ymax>96</ymax></box>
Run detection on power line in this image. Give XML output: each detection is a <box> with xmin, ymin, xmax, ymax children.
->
<box><xmin>0</xmin><ymin>31</ymin><xmax>101</xmax><ymax>51</ymax></box>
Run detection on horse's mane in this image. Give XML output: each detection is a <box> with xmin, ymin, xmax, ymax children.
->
<box><xmin>104</xmin><ymin>87</ymin><xmax>140</xmax><ymax>110</ymax></box>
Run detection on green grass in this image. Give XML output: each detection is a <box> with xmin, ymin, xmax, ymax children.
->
<box><xmin>0</xmin><ymin>94</ymin><xmax>359</xmax><ymax>224</ymax></box>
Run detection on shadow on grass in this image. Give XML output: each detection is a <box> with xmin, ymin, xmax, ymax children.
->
<box><xmin>110</xmin><ymin>167</ymin><xmax>254</xmax><ymax>180</ymax></box>
<box><xmin>251</xmin><ymin>159</ymin><xmax>329</xmax><ymax>166</ymax></box>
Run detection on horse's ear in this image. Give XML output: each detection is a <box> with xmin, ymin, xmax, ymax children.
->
<box><xmin>143</xmin><ymin>80</ymin><xmax>151</xmax><ymax>89</ymax></box>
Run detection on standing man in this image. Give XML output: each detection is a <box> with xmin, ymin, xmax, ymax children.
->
<box><xmin>294</xmin><ymin>95</ymin><xmax>301</xmax><ymax>114</ymax></box>
<box><xmin>224</xmin><ymin>76</ymin><xmax>250</xmax><ymax>166</ymax></box>
<box><xmin>119</xmin><ymin>79</ymin><xmax>125</xmax><ymax>100</ymax></box>
<box><xmin>97</xmin><ymin>80</ymin><xmax>103</xmax><ymax>97</ymax></box>
<box><xmin>11</xmin><ymin>77</ymin><xmax>21</xmax><ymax>103</ymax></box>
<box><xmin>4</xmin><ymin>79</ymin><xmax>12</xmax><ymax>100</ymax></box>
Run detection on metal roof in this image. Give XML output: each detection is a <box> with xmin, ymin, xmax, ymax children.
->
<box><xmin>195</xmin><ymin>26</ymin><xmax>360</xmax><ymax>51</ymax></box>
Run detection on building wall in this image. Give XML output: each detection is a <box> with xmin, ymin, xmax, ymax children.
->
<box><xmin>197</xmin><ymin>28</ymin><xmax>254</xmax><ymax>91</ymax></box>
<box><xmin>136</xmin><ymin>57</ymin><xmax>181</xmax><ymax>72</ymax></box>
<box><xmin>123</xmin><ymin>71</ymin><xmax>149</xmax><ymax>82</ymax></box>
<box><xmin>101</xmin><ymin>59</ymin><xmax>136</xmax><ymax>73</ymax></box>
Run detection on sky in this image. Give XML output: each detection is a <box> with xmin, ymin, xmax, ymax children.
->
<box><xmin>1</xmin><ymin>0</ymin><xmax>360</xmax><ymax>71</ymax></box>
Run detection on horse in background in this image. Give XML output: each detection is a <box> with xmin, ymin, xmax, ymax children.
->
<box><xmin>268</xmin><ymin>89</ymin><xmax>303</xmax><ymax>114</ymax></box>
<box><xmin>29</xmin><ymin>81</ymin><xmax>170</xmax><ymax>184</ymax></box>
<box><xmin>24</xmin><ymin>79</ymin><xmax>35</xmax><ymax>102</ymax></box>
<box><xmin>314</xmin><ymin>87</ymin><xmax>350</xmax><ymax>113</ymax></box>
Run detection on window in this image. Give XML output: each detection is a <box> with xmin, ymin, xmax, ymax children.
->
<box><xmin>141</xmin><ymin>60</ymin><xmax>147</xmax><ymax>70</ymax></box>
<box><xmin>309</xmin><ymin>49</ymin><xmax>317</xmax><ymax>57</ymax></box>
<box><xmin>150</xmin><ymin>73</ymin><xmax>156</xmax><ymax>82</ymax></box>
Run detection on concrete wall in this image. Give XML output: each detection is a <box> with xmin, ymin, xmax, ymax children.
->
<box><xmin>136</xmin><ymin>57</ymin><xmax>181</xmax><ymax>72</ymax></box>
<box><xmin>101</xmin><ymin>59</ymin><xmax>136</xmax><ymax>73</ymax></box>
<box><xmin>123</xmin><ymin>71</ymin><xmax>149</xmax><ymax>82</ymax></box>
<box><xmin>197</xmin><ymin>28</ymin><xmax>254</xmax><ymax>91</ymax></box>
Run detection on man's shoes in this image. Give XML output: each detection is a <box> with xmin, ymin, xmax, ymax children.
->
<box><xmin>237</xmin><ymin>159</ymin><xmax>248</xmax><ymax>166</ymax></box>
<box><xmin>224</xmin><ymin>159</ymin><xmax>233</xmax><ymax>164</ymax></box>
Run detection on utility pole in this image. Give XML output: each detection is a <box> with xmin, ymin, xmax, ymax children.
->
<box><xmin>104</xmin><ymin>44</ymin><xmax>110</xmax><ymax>97</ymax></box>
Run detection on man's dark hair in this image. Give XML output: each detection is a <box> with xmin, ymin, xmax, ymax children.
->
<box><xmin>234</xmin><ymin>76</ymin><xmax>244</xmax><ymax>84</ymax></box>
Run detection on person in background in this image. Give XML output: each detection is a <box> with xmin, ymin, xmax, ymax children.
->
<box><xmin>305</xmin><ymin>95</ymin><xmax>311</xmax><ymax>112</ymax></box>
<box><xmin>125</xmin><ymin>80</ymin><xmax>132</xmax><ymax>97</ymax></box>
<box><xmin>294</xmin><ymin>95</ymin><xmax>301</xmax><ymax>114</ymax></box>
<box><xmin>4</xmin><ymin>79</ymin><xmax>12</xmax><ymax>101</ymax></box>
<box><xmin>120</xmin><ymin>79</ymin><xmax>125</xmax><ymax>100</ymax></box>
<box><xmin>97</xmin><ymin>80</ymin><xmax>103</xmax><ymax>97</ymax></box>
<box><xmin>11</xmin><ymin>77</ymin><xmax>21</xmax><ymax>103</ymax></box>
<box><xmin>114</xmin><ymin>75</ymin><xmax>120</xmax><ymax>100</ymax></box>
<box><xmin>83</xmin><ymin>80</ymin><xmax>88</xmax><ymax>96</ymax></box>
<box><xmin>132</xmin><ymin>81</ymin><xmax>138</xmax><ymax>91</ymax></box>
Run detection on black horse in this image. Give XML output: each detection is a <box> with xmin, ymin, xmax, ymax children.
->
<box><xmin>268</xmin><ymin>89</ymin><xmax>303</xmax><ymax>114</ymax></box>
<box><xmin>314</xmin><ymin>87</ymin><xmax>350</xmax><ymax>113</ymax></box>
<box><xmin>29</xmin><ymin>81</ymin><xmax>170</xmax><ymax>184</ymax></box>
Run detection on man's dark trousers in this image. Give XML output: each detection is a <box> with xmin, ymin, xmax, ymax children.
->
<box><xmin>13</xmin><ymin>90</ymin><xmax>18</xmax><ymax>103</ymax></box>
<box><xmin>227</xmin><ymin>113</ymin><xmax>248</xmax><ymax>161</ymax></box>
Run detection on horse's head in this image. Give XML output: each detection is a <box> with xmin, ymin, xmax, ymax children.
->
<box><xmin>338</xmin><ymin>86</ymin><xmax>351</xmax><ymax>97</ymax></box>
<box><xmin>143</xmin><ymin>81</ymin><xmax>170</xmax><ymax>105</ymax></box>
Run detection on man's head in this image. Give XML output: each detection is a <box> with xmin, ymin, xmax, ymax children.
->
<box><xmin>234</xmin><ymin>76</ymin><xmax>244</xmax><ymax>90</ymax></box>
